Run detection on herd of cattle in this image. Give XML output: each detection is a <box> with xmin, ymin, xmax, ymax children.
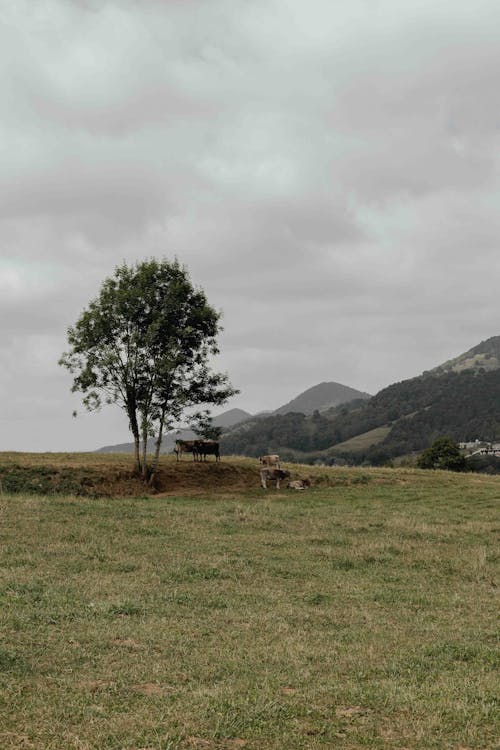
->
<box><xmin>174</xmin><ymin>439</ymin><xmax>220</xmax><ymax>462</ymax></box>
<box><xmin>174</xmin><ymin>440</ymin><xmax>311</xmax><ymax>490</ymax></box>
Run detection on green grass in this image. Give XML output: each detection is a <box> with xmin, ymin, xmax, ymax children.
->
<box><xmin>328</xmin><ymin>425</ymin><xmax>392</xmax><ymax>453</ymax></box>
<box><xmin>0</xmin><ymin>463</ymin><xmax>498</xmax><ymax>749</ymax></box>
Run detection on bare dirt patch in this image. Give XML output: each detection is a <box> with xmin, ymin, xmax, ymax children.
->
<box><xmin>0</xmin><ymin>454</ymin><xmax>261</xmax><ymax>497</ymax></box>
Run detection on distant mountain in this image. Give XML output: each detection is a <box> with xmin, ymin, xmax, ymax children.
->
<box><xmin>220</xmin><ymin>397</ymin><xmax>369</xmax><ymax>459</ymax></box>
<box><xmin>96</xmin><ymin>381</ymin><xmax>372</xmax><ymax>453</ymax></box>
<box><xmin>219</xmin><ymin>381</ymin><xmax>371</xmax><ymax>457</ymax></box>
<box><xmin>97</xmin><ymin>337</ymin><xmax>500</xmax><ymax>462</ymax></box>
<box><xmin>211</xmin><ymin>408</ymin><xmax>252</xmax><ymax>427</ymax></box>
<box><xmin>273</xmin><ymin>381</ymin><xmax>371</xmax><ymax>415</ymax></box>
<box><xmin>221</xmin><ymin>336</ymin><xmax>500</xmax><ymax>465</ymax></box>
<box><xmin>96</xmin><ymin>407</ymin><xmax>252</xmax><ymax>454</ymax></box>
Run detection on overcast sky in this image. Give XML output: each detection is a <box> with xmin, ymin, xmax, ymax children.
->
<box><xmin>2</xmin><ymin>0</ymin><xmax>500</xmax><ymax>451</ymax></box>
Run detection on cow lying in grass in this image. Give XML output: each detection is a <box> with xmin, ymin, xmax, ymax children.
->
<box><xmin>260</xmin><ymin>469</ymin><xmax>312</xmax><ymax>490</ymax></box>
<box><xmin>260</xmin><ymin>468</ymin><xmax>291</xmax><ymax>489</ymax></box>
<box><xmin>288</xmin><ymin>478</ymin><xmax>311</xmax><ymax>491</ymax></box>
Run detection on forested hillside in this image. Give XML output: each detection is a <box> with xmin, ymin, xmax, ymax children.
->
<box><xmin>221</xmin><ymin>369</ymin><xmax>500</xmax><ymax>465</ymax></box>
<box><xmin>360</xmin><ymin>368</ymin><xmax>500</xmax><ymax>462</ymax></box>
<box><xmin>220</xmin><ymin>399</ymin><xmax>367</xmax><ymax>459</ymax></box>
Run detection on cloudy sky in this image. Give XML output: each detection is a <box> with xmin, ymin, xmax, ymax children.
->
<box><xmin>2</xmin><ymin>0</ymin><xmax>500</xmax><ymax>451</ymax></box>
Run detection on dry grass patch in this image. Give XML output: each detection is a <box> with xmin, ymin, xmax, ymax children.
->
<box><xmin>0</xmin><ymin>451</ymin><xmax>459</xmax><ymax>498</ymax></box>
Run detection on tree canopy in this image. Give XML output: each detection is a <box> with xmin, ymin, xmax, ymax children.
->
<box><xmin>59</xmin><ymin>258</ymin><xmax>237</xmax><ymax>479</ymax></box>
<box><xmin>417</xmin><ymin>437</ymin><xmax>466</xmax><ymax>472</ymax></box>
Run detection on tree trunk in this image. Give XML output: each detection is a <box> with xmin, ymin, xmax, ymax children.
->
<box><xmin>134</xmin><ymin>434</ymin><xmax>141</xmax><ymax>475</ymax></box>
<box><xmin>141</xmin><ymin>414</ymin><xmax>149</xmax><ymax>481</ymax></box>
<box><xmin>149</xmin><ymin>410</ymin><xmax>166</xmax><ymax>485</ymax></box>
<box><xmin>128</xmin><ymin>407</ymin><xmax>141</xmax><ymax>475</ymax></box>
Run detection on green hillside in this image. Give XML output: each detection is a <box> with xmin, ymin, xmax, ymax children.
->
<box><xmin>431</xmin><ymin>335</ymin><xmax>500</xmax><ymax>375</ymax></box>
<box><xmin>221</xmin><ymin>337</ymin><xmax>500</xmax><ymax>466</ymax></box>
<box><xmin>329</xmin><ymin>425</ymin><xmax>392</xmax><ymax>453</ymax></box>
<box><xmin>221</xmin><ymin>400</ymin><xmax>365</xmax><ymax>459</ymax></box>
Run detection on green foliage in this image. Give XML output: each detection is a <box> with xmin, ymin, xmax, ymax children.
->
<box><xmin>59</xmin><ymin>259</ymin><xmax>237</xmax><ymax>478</ymax></box>
<box><xmin>417</xmin><ymin>437</ymin><xmax>467</xmax><ymax>471</ymax></box>
<box><xmin>466</xmin><ymin>453</ymin><xmax>500</xmax><ymax>474</ymax></box>
<box><xmin>190</xmin><ymin>412</ymin><xmax>223</xmax><ymax>440</ymax></box>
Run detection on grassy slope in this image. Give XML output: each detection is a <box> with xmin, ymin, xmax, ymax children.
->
<box><xmin>328</xmin><ymin>426</ymin><xmax>392</xmax><ymax>453</ymax></box>
<box><xmin>0</xmin><ymin>455</ymin><xmax>498</xmax><ymax>749</ymax></box>
<box><xmin>0</xmin><ymin>453</ymin><xmax>265</xmax><ymax>497</ymax></box>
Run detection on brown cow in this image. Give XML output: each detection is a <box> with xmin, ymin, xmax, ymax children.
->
<box><xmin>260</xmin><ymin>467</ymin><xmax>290</xmax><ymax>489</ymax></box>
<box><xmin>194</xmin><ymin>439</ymin><xmax>220</xmax><ymax>462</ymax></box>
<box><xmin>174</xmin><ymin>439</ymin><xmax>198</xmax><ymax>461</ymax></box>
<box><xmin>259</xmin><ymin>454</ymin><xmax>280</xmax><ymax>468</ymax></box>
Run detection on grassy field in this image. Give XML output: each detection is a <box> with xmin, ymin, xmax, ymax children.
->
<box><xmin>0</xmin><ymin>455</ymin><xmax>498</xmax><ymax>749</ymax></box>
<box><xmin>328</xmin><ymin>426</ymin><xmax>392</xmax><ymax>454</ymax></box>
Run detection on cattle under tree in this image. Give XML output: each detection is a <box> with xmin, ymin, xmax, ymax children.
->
<box><xmin>59</xmin><ymin>258</ymin><xmax>237</xmax><ymax>483</ymax></box>
<box><xmin>195</xmin><ymin>439</ymin><xmax>220</xmax><ymax>462</ymax></box>
<box><xmin>174</xmin><ymin>438</ymin><xmax>220</xmax><ymax>462</ymax></box>
<box><xmin>174</xmin><ymin>439</ymin><xmax>198</xmax><ymax>461</ymax></box>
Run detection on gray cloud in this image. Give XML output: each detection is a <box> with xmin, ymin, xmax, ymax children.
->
<box><xmin>1</xmin><ymin>0</ymin><xmax>500</xmax><ymax>449</ymax></box>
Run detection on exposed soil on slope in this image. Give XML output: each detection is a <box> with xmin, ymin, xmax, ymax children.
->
<box><xmin>1</xmin><ymin>451</ymin><xmax>471</xmax><ymax>498</ymax></box>
<box><xmin>0</xmin><ymin>453</ymin><xmax>263</xmax><ymax>497</ymax></box>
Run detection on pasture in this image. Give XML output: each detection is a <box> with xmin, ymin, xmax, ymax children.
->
<box><xmin>0</xmin><ymin>455</ymin><xmax>498</xmax><ymax>749</ymax></box>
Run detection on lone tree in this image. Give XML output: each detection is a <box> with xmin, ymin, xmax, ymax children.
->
<box><xmin>59</xmin><ymin>258</ymin><xmax>238</xmax><ymax>481</ymax></box>
<box><xmin>417</xmin><ymin>437</ymin><xmax>466</xmax><ymax>472</ymax></box>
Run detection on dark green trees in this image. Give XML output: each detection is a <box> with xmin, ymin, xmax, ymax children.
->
<box><xmin>417</xmin><ymin>437</ymin><xmax>466</xmax><ymax>472</ymax></box>
<box><xmin>59</xmin><ymin>258</ymin><xmax>237</xmax><ymax>480</ymax></box>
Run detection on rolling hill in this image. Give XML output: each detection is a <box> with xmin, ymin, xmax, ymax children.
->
<box><xmin>96</xmin><ymin>336</ymin><xmax>500</xmax><ymax>463</ymax></box>
<box><xmin>221</xmin><ymin>335</ymin><xmax>500</xmax><ymax>465</ymax></box>
<box><xmin>96</xmin><ymin>382</ymin><xmax>369</xmax><ymax>454</ymax></box>
<box><xmin>273</xmin><ymin>381</ymin><xmax>371</xmax><ymax>415</ymax></box>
